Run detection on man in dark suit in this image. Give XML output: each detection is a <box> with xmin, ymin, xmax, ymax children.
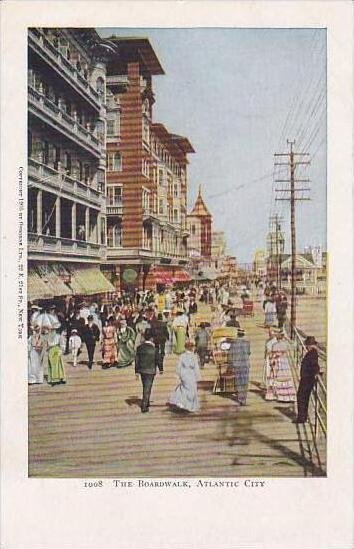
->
<box><xmin>150</xmin><ymin>313</ymin><xmax>169</xmax><ymax>371</ymax></box>
<box><xmin>135</xmin><ymin>329</ymin><xmax>163</xmax><ymax>413</ymax></box>
<box><xmin>82</xmin><ymin>315</ymin><xmax>100</xmax><ymax>370</ymax></box>
<box><xmin>293</xmin><ymin>336</ymin><xmax>320</xmax><ymax>424</ymax></box>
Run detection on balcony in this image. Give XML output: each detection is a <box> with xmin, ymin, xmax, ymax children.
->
<box><xmin>28</xmin><ymin>232</ymin><xmax>105</xmax><ymax>261</ymax></box>
<box><xmin>106</xmin><ymin>203</ymin><xmax>123</xmax><ymax>216</ymax></box>
<box><xmin>106</xmin><ymin>75</ymin><xmax>129</xmax><ymax>93</ymax></box>
<box><xmin>28</xmin><ymin>157</ymin><xmax>102</xmax><ymax>207</ymax></box>
<box><xmin>28</xmin><ymin>85</ymin><xmax>101</xmax><ymax>158</ymax></box>
<box><xmin>143</xmin><ymin>208</ymin><xmax>160</xmax><ymax>224</ymax></box>
<box><xmin>28</xmin><ymin>28</ymin><xmax>101</xmax><ymax>111</ymax></box>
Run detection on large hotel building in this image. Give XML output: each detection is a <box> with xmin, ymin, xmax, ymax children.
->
<box><xmin>27</xmin><ymin>30</ymin><xmax>194</xmax><ymax>301</ymax></box>
<box><xmin>103</xmin><ymin>37</ymin><xmax>194</xmax><ymax>290</ymax></box>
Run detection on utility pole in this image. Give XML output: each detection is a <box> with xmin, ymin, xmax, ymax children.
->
<box><xmin>268</xmin><ymin>214</ymin><xmax>283</xmax><ymax>289</ymax></box>
<box><xmin>274</xmin><ymin>139</ymin><xmax>310</xmax><ymax>338</ymax></box>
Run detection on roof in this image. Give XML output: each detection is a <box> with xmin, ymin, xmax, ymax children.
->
<box><xmin>170</xmin><ymin>134</ymin><xmax>195</xmax><ymax>154</ymax></box>
<box><xmin>189</xmin><ymin>186</ymin><xmax>212</xmax><ymax>217</ymax></box>
<box><xmin>151</xmin><ymin>123</ymin><xmax>195</xmax><ymax>160</ymax></box>
<box><xmin>105</xmin><ymin>37</ymin><xmax>164</xmax><ymax>75</ymax></box>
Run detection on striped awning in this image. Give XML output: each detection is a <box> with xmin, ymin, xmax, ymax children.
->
<box><xmin>172</xmin><ymin>270</ymin><xmax>191</xmax><ymax>283</ymax></box>
<box><xmin>33</xmin><ymin>265</ymin><xmax>72</xmax><ymax>297</ymax></box>
<box><xmin>28</xmin><ymin>269</ymin><xmax>54</xmax><ymax>301</ymax></box>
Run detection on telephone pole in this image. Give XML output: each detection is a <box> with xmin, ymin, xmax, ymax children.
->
<box><xmin>268</xmin><ymin>214</ymin><xmax>283</xmax><ymax>289</ymax></box>
<box><xmin>274</xmin><ymin>139</ymin><xmax>310</xmax><ymax>338</ymax></box>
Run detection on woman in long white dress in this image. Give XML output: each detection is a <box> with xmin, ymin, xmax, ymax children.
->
<box><xmin>266</xmin><ymin>331</ymin><xmax>296</xmax><ymax>402</ymax></box>
<box><xmin>263</xmin><ymin>329</ymin><xmax>277</xmax><ymax>392</ymax></box>
<box><xmin>28</xmin><ymin>325</ymin><xmax>44</xmax><ymax>384</ymax></box>
<box><xmin>169</xmin><ymin>341</ymin><xmax>201</xmax><ymax>412</ymax></box>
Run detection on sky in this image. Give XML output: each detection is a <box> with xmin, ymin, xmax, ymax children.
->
<box><xmin>99</xmin><ymin>28</ymin><xmax>326</xmax><ymax>263</ymax></box>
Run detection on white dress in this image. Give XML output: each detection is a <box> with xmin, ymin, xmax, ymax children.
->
<box><xmin>169</xmin><ymin>351</ymin><xmax>201</xmax><ymax>412</ymax></box>
<box><xmin>28</xmin><ymin>333</ymin><xmax>44</xmax><ymax>384</ymax></box>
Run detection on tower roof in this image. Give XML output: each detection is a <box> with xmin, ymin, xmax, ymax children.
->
<box><xmin>189</xmin><ymin>186</ymin><xmax>212</xmax><ymax>217</ymax></box>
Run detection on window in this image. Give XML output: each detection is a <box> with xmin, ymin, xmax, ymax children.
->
<box><xmin>78</xmin><ymin>161</ymin><xmax>83</xmax><ymax>181</ymax></box>
<box><xmin>84</xmin><ymin>165</ymin><xmax>90</xmax><ymax>184</ymax></box>
<box><xmin>142</xmin><ymin>158</ymin><xmax>149</xmax><ymax>177</ymax></box>
<box><xmin>192</xmin><ymin>225</ymin><xmax>196</xmax><ymax>235</ymax></box>
<box><xmin>107</xmin><ymin>152</ymin><xmax>122</xmax><ymax>172</ymax></box>
<box><xmin>107</xmin><ymin>186</ymin><xmax>122</xmax><ymax>206</ymax></box>
<box><xmin>174</xmin><ymin>184</ymin><xmax>178</xmax><ymax>198</ymax></box>
<box><xmin>142</xmin><ymin>118</ymin><xmax>150</xmax><ymax>144</ymax></box>
<box><xmin>173</xmin><ymin>209</ymin><xmax>178</xmax><ymax>222</ymax></box>
<box><xmin>107</xmin><ymin>111</ymin><xmax>120</xmax><ymax>137</ymax></box>
<box><xmin>96</xmin><ymin>77</ymin><xmax>105</xmax><ymax>95</ymax></box>
<box><xmin>107</xmin><ymin>119</ymin><xmax>115</xmax><ymax>136</ymax></box>
<box><xmin>107</xmin><ymin>223</ymin><xmax>122</xmax><ymax>248</ymax></box>
<box><xmin>158</xmin><ymin>169</ymin><xmax>164</xmax><ymax>186</ymax></box>
<box><xmin>159</xmin><ymin>199</ymin><xmax>164</xmax><ymax>215</ymax></box>
<box><xmin>64</xmin><ymin>152</ymin><xmax>71</xmax><ymax>174</ymax></box>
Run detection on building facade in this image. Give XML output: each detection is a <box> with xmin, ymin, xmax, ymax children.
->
<box><xmin>28</xmin><ymin>28</ymin><xmax>115</xmax><ymax>300</ymax></box>
<box><xmin>187</xmin><ymin>186</ymin><xmax>212</xmax><ymax>262</ymax></box>
<box><xmin>102</xmin><ymin>37</ymin><xmax>194</xmax><ymax>290</ymax></box>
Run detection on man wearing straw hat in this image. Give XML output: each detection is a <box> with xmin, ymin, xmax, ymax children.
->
<box><xmin>293</xmin><ymin>336</ymin><xmax>320</xmax><ymax>424</ymax></box>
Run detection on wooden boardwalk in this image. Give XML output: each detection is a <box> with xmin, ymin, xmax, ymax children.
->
<box><xmin>28</xmin><ymin>301</ymin><xmax>326</xmax><ymax>478</ymax></box>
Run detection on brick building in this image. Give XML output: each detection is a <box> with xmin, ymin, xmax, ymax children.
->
<box><xmin>102</xmin><ymin>37</ymin><xmax>194</xmax><ymax>290</ymax></box>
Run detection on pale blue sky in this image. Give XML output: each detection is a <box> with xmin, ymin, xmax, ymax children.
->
<box><xmin>99</xmin><ymin>28</ymin><xmax>326</xmax><ymax>263</ymax></box>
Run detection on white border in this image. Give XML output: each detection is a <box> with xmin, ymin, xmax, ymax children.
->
<box><xmin>1</xmin><ymin>2</ymin><xmax>353</xmax><ymax>548</ymax></box>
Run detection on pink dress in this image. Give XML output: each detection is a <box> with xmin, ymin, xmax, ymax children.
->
<box><xmin>102</xmin><ymin>325</ymin><xmax>118</xmax><ymax>365</ymax></box>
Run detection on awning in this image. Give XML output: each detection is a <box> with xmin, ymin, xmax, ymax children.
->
<box><xmin>35</xmin><ymin>264</ymin><xmax>73</xmax><ymax>297</ymax></box>
<box><xmin>28</xmin><ymin>269</ymin><xmax>54</xmax><ymax>301</ymax></box>
<box><xmin>146</xmin><ymin>267</ymin><xmax>173</xmax><ymax>285</ymax></box>
<box><xmin>70</xmin><ymin>267</ymin><xmax>115</xmax><ymax>295</ymax></box>
<box><xmin>172</xmin><ymin>270</ymin><xmax>191</xmax><ymax>283</ymax></box>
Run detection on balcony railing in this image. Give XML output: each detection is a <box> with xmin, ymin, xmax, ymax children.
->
<box><xmin>28</xmin><ymin>29</ymin><xmax>101</xmax><ymax>110</ymax></box>
<box><xmin>28</xmin><ymin>232</ymin><xmax>105</xmax><ymax>258</ymax></box>
<box><xmin>28</xmin><ymin>85</ymin><xmax>101</xmax><ymax>158</ymax></box>
<box><xmin>106</xmin><ymin>203</ymin><xmax>123</xmax><ymax>216</ymax></box>
<box><xmin>28</xmin><ymin>157</ymin><xmax>101</xmax><ymax>205</ymax></box>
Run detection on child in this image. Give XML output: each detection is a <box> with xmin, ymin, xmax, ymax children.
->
<box><xmin>69</xmin><ymin>329</ymin><xmax>82</xmax><ymax>367</ymax></box>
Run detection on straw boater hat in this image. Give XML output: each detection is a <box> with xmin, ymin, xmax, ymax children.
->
<box><xmin>71</xmin><ymin>329</ymin><xmax>78</xmax><ymax>334</ymax></box>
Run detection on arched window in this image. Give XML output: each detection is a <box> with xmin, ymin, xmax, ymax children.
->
<box><xmin>96</xmin><ymin>77</ymin><xmax>105</xmax><ymax>95</ymax></box>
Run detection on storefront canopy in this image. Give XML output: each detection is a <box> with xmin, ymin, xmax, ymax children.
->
<box><xmin>69</xmin><ymin>267</ymin><xmax>115</xmax><ymax>295</ymax></box>
<box><xmin>172</xmin><ymin>270</ymin><xmax>191</xmax><ymax>283</ymax></box>
<box><xmin>34</xmin><ymin>264</ymin><xmax>72</xmax><ymax>297</ymax></box>
<box><xmin>28</xmin><ymin>269</ymin><xmax>54</xmax><ymax>301</ymax></box>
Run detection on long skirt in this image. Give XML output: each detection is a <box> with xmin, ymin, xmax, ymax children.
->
<box><xmin>169</xmin><ymin>379</ymin><xmax>200</xmax><ymax>412</ymax></box>
<box><xmin>102</xmin><ymin>337</ymin><xmax>118</xmax><ymax>365</ymax></box>
<box><xmin>47</xmin><ymin>345</ymin><xmax>66</xmax><ymax>384</ymax></box>
<box><xmin>165</xmin><ymin>328</ymin><xmax>174</xmax><ymax>355</ymax></box>
<box><xmin>265</xmin><ymin>312</ymin><xmax>276</xmax><ymax>326</ymax></box>
<box><xmin>235</xmin><ymin>363</ymin><xmax>250</xmax><ymax>405</ymax></box>
<box><xmin>266</xmin><ymin>354</ymin><xmax>296</xmax><ymax>402</ymax></box>
<box><xmin>173</xmin><ymin>326</ymin><xmax>186</xmax><ymax>355</ymax></box>
<box><xmin>116</xmin><ymin>339</ymin><xmax>135</xmax><ymax>368</ymax></box>
<box><xmin>28</xmin><ymin>348</ymin><xmax>44</xmax><ymax>384</ymax></box>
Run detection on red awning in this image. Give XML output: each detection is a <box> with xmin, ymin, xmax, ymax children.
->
<box><xmin>172</xmin><ymin>270</ymin><xmax>191</xmax><ymax>283</ymax></box>
<box><xmin>148</xmin><ymin>268</ymin><xmax>173</xmax><ymax>285</ymax></box>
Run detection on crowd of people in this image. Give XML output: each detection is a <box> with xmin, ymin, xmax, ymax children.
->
<box><xmin>28</xmin><ymin>278</ymin><xmax>320</xmax><ymax>423</ymax></box>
